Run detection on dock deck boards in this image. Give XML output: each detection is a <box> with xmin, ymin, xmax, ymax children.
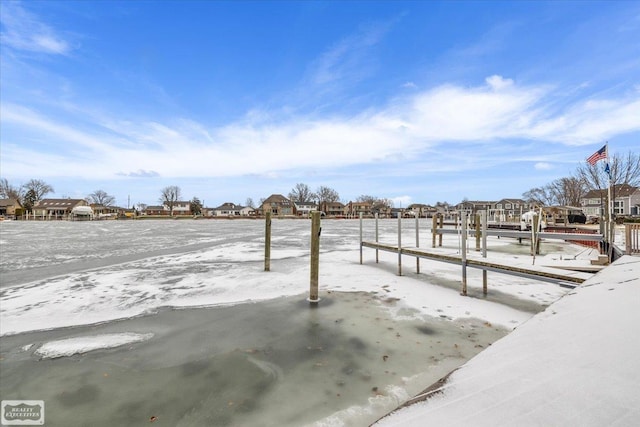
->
<box><xmin>361</xmin><ymin>241</ymin><xmax>590</xmax><ymax>285</ymax></box>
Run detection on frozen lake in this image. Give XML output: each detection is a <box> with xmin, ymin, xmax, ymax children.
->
<box><xmin>0</xmin><ymin>218</ymin><xmax>591</xmax><ymax>425</ymax></box>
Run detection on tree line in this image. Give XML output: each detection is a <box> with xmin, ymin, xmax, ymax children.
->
<box><xmin>3</xmin><ymin>150</ymin><xmax>638</xmax><ymax>216</ymax></box>
<box><xmin>522</xmin><ymin>151</ymin><xmax>640</xmax><ymax>208</ymax></box>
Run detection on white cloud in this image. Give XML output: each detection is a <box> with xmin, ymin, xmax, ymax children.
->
<box><xmin>485</xmin><ymin>75</ymin><xmax>514</xmax><ymax>90</ymax></box>
<box><xmin>0</xmin><ymin>2</ymin><xmax>72</xmax><ymax>55</ymax></box>
<box><xmin>534</xmin><ymin>162</ymin><xmax>552</xmax><ymax>170</ymax></box>
<box><xmin>2</xmin><ymin>76</ymin><xmax>639</xmax><ymax>182</ymax></box>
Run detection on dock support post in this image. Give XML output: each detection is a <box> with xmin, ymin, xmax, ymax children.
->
<box><xmin>432</xmin><ymin>214</ymin><xmax>437</xmax><ymax>248</ymax></box>
<box><xmin>397</xmin><ymin>212</ymin><xmax>402</xmax><ymax>276</ymax></box>
<box><xmin>264</xmin><ymin>212</ymin><xmax>271</xmax><ymax>271</ymax></box>
<box><xmin>415</xmin><ymin>215</ymin><xmax>420</xmax><ymax>274</ymax></box>
<box><xmin>481</xmin><ymin>210</ymin><xmax>488</xmax><ymax>295</ymax></box>
<box><xmin>359</xmin><ymin>212</ymin><xmax>363</xmax><ymax>265</ymax></box>
<box><xmin>309</xmin><ymin>211</ymin><xmax>321</xmax><ymax>303</ymax></box>
<box><xmin>531</xmin><ymin>213</ymin><xmax>539</xmax><ymax>257</ymax></box>
<box><xmin>461</xmin><ymin>212</ymin><xmax>468</xmax><ymax>296</ymax></box>
<box><xmin>438</xmin><ymin>214</ymin><xmax>443</xmax><ymax>247</ymax></box>
<box><xmin>375</xmin><ymin>213</ymin><xmax>379</xmax><ymax>263</ymax></box>
<box><xmin>475</xmin><ymin>213</ymin><xmax>481</xmax><ymax>251</ymax></box>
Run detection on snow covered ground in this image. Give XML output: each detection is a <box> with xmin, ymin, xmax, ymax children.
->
<box><xmin>0</xmin><ymin>218</ymin><xmax>620</xmax><ymax>426</ymax></box>
<box><xmin>375</xmin><ymin>255</ymin><xmax>640</xmax><ymax>427</ymax></box>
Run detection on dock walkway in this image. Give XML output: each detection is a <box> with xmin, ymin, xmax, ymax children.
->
<box><xmin>361</xmin><ymin>241</ymin><xmax>590</xmax><ymax>286</ymax></box>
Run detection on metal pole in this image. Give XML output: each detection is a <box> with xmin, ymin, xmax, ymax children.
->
<box><xmin>359</xmin><ymin>212</ymin><xmax>363</xmax><ymax>265</ymax></box>
<box><xmin>482</xmin><ymin>210</ymin><xmax>488</xmax><ymax>295</ymax></box>
<box><xmin>475</xmin><ymin>213</ymin><xmax>481</xmax><ymax>251</ymax></box>
<box><xmin>264</xmin><ymin>212</ymin><xmax>271</xmax><ymax>271</ymax></box>
<box><xmin>397</xmin><ymin>212</ymin><xmax>402</xmax><ymax>276</ymax></box>
<box><xmin>415</xmin><ymin>215</ymin><xmax>420</xmax><ymax>274</ymax></box>
<box><xmin>375</xmin><ymin>213</ymin><xmax>379</xmax><ymax>263</ymax></box>
<box><xmin>461</xmin><ymin>212</ymin><xmax>468</xmax><ymax>296</ymax></box>
<box><xmin>309</xmin><ymin>211</ymin><xmax>321</xmax><ymax>303</ymax></box>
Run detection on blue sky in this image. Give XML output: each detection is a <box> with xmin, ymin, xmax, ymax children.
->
<box><xmin>1</xmin><ymin>1</ymin><xmax>639</xmax><ymax>208</ymax></box>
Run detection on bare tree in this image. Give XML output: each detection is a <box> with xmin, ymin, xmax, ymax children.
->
<box><xmin>576</xmin><ymin>150</ymin><xmax>640</xmax><ymax>190</ymax></box>
<box><xmin>137</xmin><ymin>203</ymin><xmax>147</xmax><ymax>213</ymax></box>
<box><xmin>159</xmin><ymin>185</ymin><xmax>182</xmax><ymax>216</ymax></box>
<box><xmin>87</xmin><ymin>189</ymin><xmax>116</xmax><ymax>206</ymax></box>
<box><xmin>0</xmin><ymin>178</ymin><xmax>22</xmax><ymax>200</ymax></box>
<box><xmin>288</xmin><ymin>183</ymin><xmax>313</xmax><ymax>203</ymax></box>
<box><xmin>315</xmin><ymin>186</ymin><xmax>340</xmax><ymax>203</ymax></box>
<box><xmin>356</xmin><ymin>195</ymin><xmax>377</xmax><ymax>205</ymax></box>
<box><xmin>523</xmin><ymin>186</ymin><xmax>555</xmax><ymax>206</ymax></box>
<box><xmin>245</xmin><ymin>198</ymin><xmax>255</xmax><ymax>209</ymax></box>
<box><xmin>21</xmin><ymin>179</ymin><xmax>53</xmax><ymax>202</ymax></box>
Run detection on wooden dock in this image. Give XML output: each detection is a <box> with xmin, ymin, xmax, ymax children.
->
<box><xmin>358</xmin><ymin>212</ymin><xmax>594</xmax><ymax>296</ymax></box>
<box><xmin>361</xmin><ymin>241</ymin><xmax>589</xmax><ymax>286</ymax></box>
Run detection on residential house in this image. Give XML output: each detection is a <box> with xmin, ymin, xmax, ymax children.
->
<box><xmin>211</xmin><ymin>202</ymin><xmax>252</xmax><ymax>217</ymax></box>
<box><xmin>345</xmin><ymin>201</ymin><xmax>372</xmax><ymax>218</ymax></box>
<box><xmin>145</xmin><ymin>205</ymin><xmax>169</xmax><ymax>216</ymax></box>
<box><xmin>90</xmin><ymin>204</ymin><xmax>120</xmax><ymax>219</ymax></box>
<box><xmin>406</xmin><ymin>203</ymin><xmax>435</xmax><ymax>218</ymax></box>
<box><xmin>171</xmin><ymin>201</ymin><xmax>191</xmax><ymax>216</ymax></box>
<box><xmin>0</xmin><ymin>198</ymin><xmax>23</xmax><ymax>219</ymax></box>
<box><xmin>294</xmin><ymin>201</ymin><xmax>318</xmax><ymax>217</ymax></box>
<box><xmin>494</xmin><ymin>198</ymin><xmax>536</xmax><ymax>220</ymax></box>
<box><xmin>581</xmin><ymin>184</ymin><xmax>640</xmax><ymax>217</ymax></box>
<box><xmin>455</xmin><ymin>200</ymin><xmax>495</xmax><ymax>214</ymax></box>
<box><xmin>321</xmin><ymin>201</ymin><xmax>345</xmax><ymax>217</ymax></box>
<box><xmin>32</xmin><ymin>199</ymin><xmax>89</xmax><ymax>220</ymax></box>
<box><xmin>261</xmin><ymin>194</ymin><xmax>294</xmax><ymax>217</ymax></box>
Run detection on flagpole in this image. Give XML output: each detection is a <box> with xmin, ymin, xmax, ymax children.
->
<box><xmin>606</xmin><ymin>141</ymin><xmax>613</xmax><ymax>256</ymax></box>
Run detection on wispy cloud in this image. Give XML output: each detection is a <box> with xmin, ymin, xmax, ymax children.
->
<box><xmin>0</xmin><ymin>2</ymin><xmax>72</xmax><ymax>55</ymax></box>
<box><xmin>117</xmin><ymin>170</ymin><xmax>160</xmax><ymax>178</ymax></box>
<box><xmin>2</xmin><ymin>75</ymin><xmax>639</xmax><ymax>182</ymax></box>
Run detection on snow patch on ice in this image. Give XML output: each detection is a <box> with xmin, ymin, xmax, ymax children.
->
<box><xmin>34</xmin><ymin>332</ymin><xmax>154</xmax><ymax>359</ymax></box>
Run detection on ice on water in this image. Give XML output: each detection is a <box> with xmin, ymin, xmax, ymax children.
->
<box><xmin>0</xmin><ymin>219</ymin><xmax>591</xmax><ymax>425</ymax></box>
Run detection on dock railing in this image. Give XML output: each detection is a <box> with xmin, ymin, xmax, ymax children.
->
<box><xmin>624</xmin><ymin>223</ymin><xmax>640</xmax><ymax>255</ymax></box>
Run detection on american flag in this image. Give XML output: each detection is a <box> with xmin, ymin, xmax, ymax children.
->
<box><xmin>587</xmin><ymin>145</ymin><xmax>607</xmax><ymax>165</ymax></box>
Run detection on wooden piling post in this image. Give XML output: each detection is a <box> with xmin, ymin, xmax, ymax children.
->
<box><xmin>438</xmin><ymin>214</ymin><xmax>443</xmax><ymax>247</ymax></box>
<box><xmin>397</xmin><ymin>212</ymin><xmax>402</xmax><ymax>276</ymax></box>
<box><xmin>432</xmin><ymin>214</ymin><xmax>437</xmax><ymax>248</ymax></box>
<box><xmin>475</xmin><ymin>213</ymin><xmax>481</xmax><ymax>251</ymax></box>
<box><xmin>264</xmin><ymin>212</ymin><xmax>271</xmax><ymax>271</ymax></box>
<box><xmin>309</xmin><ymin>211</ymin><xmax>321</xmax><ymax>303</ymax></box>
<box><xmin>461</xmin><ymin>212</ymin><xmax>468</xmax><ymax>296</ymax></box>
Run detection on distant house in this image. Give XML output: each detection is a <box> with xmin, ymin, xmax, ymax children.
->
<box><xmin>90</xmin><ymin>204</ymin><xmax>120</xmax><ymax>219</ymax></box>
<box><xmin>345</xmin><ymin>201</ymin><xmax>372</xmax><ymax>218</ymax></box>
<box><xmin>0</xmin><ymin>198</ymin><xmax>22</xmax><ymax>219</ymax></box>
<box><xmin>494</xmin><ymin>198</ymin><xmax>536</xmax><ymax>219</ymax></box>
<box><xmin>294</xmin><ymin>201</ymin><xmax>318</xmax><ymax>217</ymax></box>
<box><xmin>406</xmin><ymin>203</ymin><xmax>435</xmax><ymax>218</ymax></box>
<box><xmin>145</xmin><ymin>205</ymin><xmax>168</xmax><ymax>215</ymax></box>
<box><xmin>581</xmin><ymin>184</ymin><xmax>640</xmax><ymax>217</ymax></box>
<box><xmin>212</xmin><ymin>202</ymin><xmax>252</xmax><ymax>217</ymax></box>
<box><xmin>171</xmin><ymin>201</ymin><xmax>191</xmax><ymax>216</ymax></box>
<box><xmin>321</xmin><ymin>201</ymin><xmax>345</xmax><ymax>217</ymax></box>
<box><xmin>455</xmin><ymin>200</ymin><xmax>495</xmax><ymax>214</ymax></box>
<box><xmin>261</xmin><ymin>194</ymin><xmax>294</xmax><ymax>217</ymax></box>
<box><xmin>33</xmin><ymin>199</ymin><xmax>88</xmax><ymax>220</ymax></box>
